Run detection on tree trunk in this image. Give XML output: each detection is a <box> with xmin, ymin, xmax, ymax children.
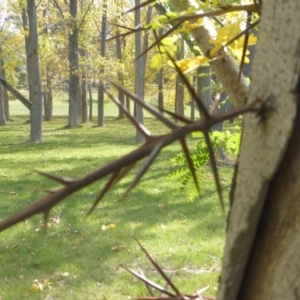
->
<box><xmin>157</xmin><ymin>67</ymin><xmax>164</xmax><ymax>115</ymax></box>
<box><xmin>0</xmin><ymin>48</ymin><xmax>9</xmax><ymax>121</ymax></box>
<box><xmin>98</xmin><ymin>0</ymin><xmax>107</xmax><ymax>126</ymax></box>
<box><xmin>116</xmin><ymin>30</ymin><xmax>125</xmax><ymax>119</ymax></box>
<box><xmin>135</xmin><ymin>0</ymin><xmax>144</xmax><ymax>143</ymax></box>
<box><xmin>26</xmin><ymin>0</ymin><xmax>43</xmax><ymax>142</ymax></box>
<box><xmin>43</xmin><ymin>68</ymin><xmax>53</xmax><ymax>121</ymax></box>
<box><xmin>0</xmin><ymin>61</ymin><xmax>6</xmax><ymax>125</ymax></box>
<box><xmin>68</xmin><ymin>0</ymin><xmax>80</xmax><ymax>128</ymax></box>
<box><xmin>81</xmin><ymin>74</ymin><xmax>88</xmax><ymax>123</ymax></box>
<box><xmin>175</xmin><ymin>38</ymin><xmax>185</xmax><ymax>118</ymax></box>
<box><xmin>217</xmin><ymin>1</ymin><xmax>300</xmax><ymax>299</ymax></box>
<box><xmin>88</xmin><ymin>84</ymin><xmax>93</xmax><ymax>121</ymax></box>
<box><xmin>126</xmin><ymin>95</ymin><xmax>130</xmax><ymax>114</ymax></box>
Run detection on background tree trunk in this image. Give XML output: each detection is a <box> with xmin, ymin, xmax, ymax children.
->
<box><xmin>43</xmin><ymin>68</ymin><xmax>53</xmax><ymax>121</ymax></box>
<box><xmin>26</xmin><ymin>0</ymin><xmax>43</xmax><ymax>142</ymax></box>
<box><xmin>69</xmin><ymin>0</ymin><xmax>80</xmax><ymax>128</ymax></box>
<box><xmin>0</xmin><ymin>60</ymin><xmax>6</xmax><ymax>125</ymax></box>
<box><xmin>217</xmin><ymin>1</ymin><xmax>300</xmax><ymax>299</ymax></box>
<box><xmin>135</xmin><ymin>0</ymin><xmax>144</xmax><ymax>143</ymax></box>
<box><xmin>97</xmin><ymin>0</ymin><xmax>107</xmax><ymax>127</ymax></box>
<box><xmin>175</xmin><ymin>38</ymin><xmax>185</xmax><ymax>118</ymax></box>
<box><xmin>0</xmin><ymin>49</ymin><xmax>9</xmax><ymax>121</ymax></box>
<box><xmin>88</xmin><ymin>84</ymin><xmax>93</xmax><ymax>121</ymax></box>
<box><xmin>116</xmin><ymin>30</ymin><xmax>125</xmax><ymax>119</ymax></box>
<box><xmin>0</xmin><ymin>81</ymin><xmax>5</xmax><ymax>125</ymax></box>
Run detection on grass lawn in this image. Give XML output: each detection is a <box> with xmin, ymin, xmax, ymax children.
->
<box><xmin>0</xmin><ymin>98</ymin><xmax>235</xmax><ymax>299</ymax></box>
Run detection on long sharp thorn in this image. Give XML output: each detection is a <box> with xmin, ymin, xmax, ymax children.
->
<box><xmin>109</xmin><ymin>80</ymin><xmax>178</xmax><ymax>130</ymax></box>
<box><xmin>238</xmin><ymin>12</ymin><xmax>252</xmax><ymax>84</ymax></box>
<box><xmin>106</xmin><ymin>28</ymin><xmax>144</xmax><ymax>42</ymax></box>
<box><xmin>203</xmin><ymin>132</ymin><xmax>224</xmax><ymax>211</ymax></box>
<box><xmin>121</xmin><ymin>141</ymin><xmax>164</xmax><ymax>201</ymax></box>
<box><xmin>105</xmin><ymin>88</ymin><xmax>152</xmax><ymax>140</ymax></box>
<box><xmin>166</xmin><ymin>52</ymin><xmax>210</xmax><ymax>120</ymax></box>
<box><xmin>163</xmin><ymin>109</ymin><xmax>193</xmax><ymax>124</ymax></box>
<box><xmin>135</xmin><ymin>240</ymin><xmax>185</xmax><ymax>299</ymax></box>
<box><xmin>122</xmin><ymin>265</ymin><xmax>176</xmax><ymax>297</ymax></box>
<box><xmin>87</xmin><ymin>164</ymin><xmax>135</xmax><ymax>217</ymax></box>
<box><xmin>180</xmin><ymin>138</ymin><xmax>200</xmax><ymax>196</ymax></box>
<box><xmin>35</xmin><ymin>170</ymin><xmax>74</xmax><ymax>185</ymax></box>
<box><xmin>86</xmin><ymin>171</ymin><xmax>120</xmax><ymax>217</ymax></box>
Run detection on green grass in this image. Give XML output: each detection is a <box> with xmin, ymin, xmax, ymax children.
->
<box><xmin>0</xmin><ymin>100</ymin><xmax>235</xmax><ymax>299</ymax></box>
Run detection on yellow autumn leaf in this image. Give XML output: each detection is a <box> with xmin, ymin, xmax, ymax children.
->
<box><xmin>109</xmin><ymin>223</ymin><xmax>116</xmax><ymax>229</ymax></box>
<box><xmin>29</xmin><ymin>280</ymin><xmax>43</xmax><ymax>291</ymax></box>
<box><xmin>161</xmin><ymin>35</ymin><xmax>178</xmax><ymax>46</ymax></box>
<box><xmin>111</xmin><ymin>245</ymin><xmax>127</xmax><ymax>251</ymax></box>
<box><xmin>183</xmin><ymin>21</ymin><xmax>199</xmax><ymax>30</ymax></box>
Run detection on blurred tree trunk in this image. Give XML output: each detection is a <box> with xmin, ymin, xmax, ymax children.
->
<box><xmin>23</xmin><ymin>0</ymin><xmax>43</xmax><ymax>142</ymax></box>
<box><xmin>175</xmin><ymin>37</ymin><xmax>185</xmax><ymax>118</ymax></box>
<box><xmin>135</xmin><ymin>0</ymin><xmax>144</xmax><ymax>143</ymax></box>
<box><xmin>68</xmin><ymin>0</ymin><xmax>80</xmax><ymax>128</ymax></box>
<box><xmin>98</xmin><ymin>0</ymin><xmax>107</xmax><ymax>126</ymax></box>
<box><xmin>88</xmin><ymin>84</ymin><xmax>93</xmax><ymax>121</ymax></box>
<box><xmin>0</xmin><ymin>47</ymin><xmax>9</xmax><ymax>121</ymax></box>
<box><xmin>116</xmin><ymin>30</ymin><xmax>125</xmax><ymax>119</ymax></box>
<box><xmin>80</xmin><ymin>49</ymin><xmax>88</xmax><ymax>123</ymax></box>
<box><xmin>157</xmin><ymin>29</ymin><xmax>164</xmax><ymax>115</ymax></box>
<box><xmin>0</xmin><ymin>60</ymin><xmax>6</xmax><ymax>125</ymax></box>
<box><xmin>44</xmin><ymin>67</ymin><xmax>53</xmax><ymax>121</ymax></box>
<box><xmin>157</xmin><ymin>67</ymin><xmax>164</xmax><ymax>115</ymax></box>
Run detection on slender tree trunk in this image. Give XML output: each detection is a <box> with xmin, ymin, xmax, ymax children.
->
<box><xmin>126</xmin><ymin>95</ymin><xmax>130</xmax><ymax>114</ymax></box>
<box><xmin>0</xmin><ymin>81</ymin><xmax>5</xmax><ymax>125</ymax></box>
<box><xmin>116</xmin><ymin>30</ymin><xmax>125</xmax><ymax>119</ymax></box>
<box><xmin>190</xmin><ymin>73</ymin><xmax>197</xmax><ymax>121</ymax></box>
<box><xmin>88</xmin><ymin>84</ymin><xmax>93</xmax><ymax>121</ymax></box>
<box><xmin>26</xmin><ymin>0</ymin><xmax>43</xmax><ymax>142</ymax></box>
<box><xmin>44</xmin><ymin>68</ymin><xmax>53</xmax><ymax>121</ymax></box>
<box><xmin>98</xmin><ymin>0</ymin><xmax>107</xmax><ymax>126</ymax></box>
<box><xmin>157</xmin><ymin>67</ymin><xmax>164</xmax><ymax>115</ymax></box>
<box><xmin>68</xmin><ymin>0</ymin><xmax>80</xmax><ymax>128</ymax></box>
<box><xmin>0</xmin><ymin>48</ymin><xmax>9</xmax><ymax>121</ymax></box>
<box><xmin>175</xmin><ymin>38</ymin><xmax>185</xmax><ymax>118</ymax></box>
<box><xmin>141</xmin><ymin>5</ymin><xmax>152</xmax><ymax>98</ymax></box>
<box><xmin>81</xmin><ymin>74</ymin><xmax>88</xmax><ymax>123</ymax></box>
<box><xmin>135</xmin><ymin>0</ymin><xmax>144</xmax><ymax>143</ymax></box>
<box><xmin>0</xmin><ymin>60</ymin><xmax>6</xmax><ymax>125</ymax></box>
<box><xmin>217</xmin><ymin>1</ymin><xmax>300</xmax><ymax>299</ymax></box>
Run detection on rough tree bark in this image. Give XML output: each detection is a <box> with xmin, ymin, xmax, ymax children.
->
<box><xmin>26</xmin><ymin>0</ymin><xmax>43</xmax><ymax>142</ymax></box>
<box><xmin>116</xmin><ymin>30</ymin><xmax>125</xmax><ymax>119</ymax></box>
<box><xmin>0</xmin><ymin>47</ymin><xmax>9</xmax><ymax>121</ymax></box>
<box><xmin>175</xmin><ymin>37</ymin><xmax>185</xmax><ymax>118</ymax></box>
<box><xmin>69</xmin><ymin>0</ymin><xmax>80</xmax><ymax>128</ymax></box>
<box><xmin>98</xmin><ymin>0</ymin><xmax>107</xmax><ymax>127</ymax></box>
<box><xmin>217</xmin><ymin>1</ymin><xmax>300</xmax><ymax>299</ymax></box>
<box><xmin>135</xmin><ymin>0</ymin><xmax>144</xmax><ymax>143</ymax></box>
<box><xmin>0</xmin><ymin>61</ymin><xmax>6</xmax><ymax>125</ymax></box>
<box><xmin>44</xmin><ymin>67</ymin><xmax>53</xmax><ymax>121</ymax></box>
